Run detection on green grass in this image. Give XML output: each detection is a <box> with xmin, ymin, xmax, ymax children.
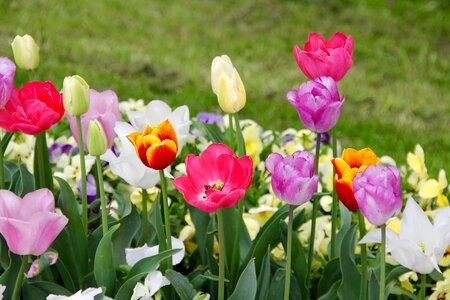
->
<box><xmin>0</xmin><ymin>0</ymin><xmax>448</xmax><ymax>174</ymax></box>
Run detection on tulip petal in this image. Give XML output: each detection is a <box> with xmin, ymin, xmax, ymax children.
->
<box><xmin>146</xmin><ymin>139</ymin><xmax>177</xmax><ymax>170</ymax></box>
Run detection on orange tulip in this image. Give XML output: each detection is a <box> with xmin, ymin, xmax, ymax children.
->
<box><xmin>127</xmin><ymin>119</ymin><xmax>178</xmax><ymax>170</ymax></box>
<box><xmin>331</xmin><ymin>148</ymin><xmax>379</xmax><ymax>210</ymax></box>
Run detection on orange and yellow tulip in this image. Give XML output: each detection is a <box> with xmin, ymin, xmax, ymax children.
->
<box><xmin>331</xmin><ymin>148</ymin><xmax>379</xmax><ymax>210</ymax></box>
<box><xmin>127</xmin><ymin>119</ymin><xmax>178</xmax><ymax>170</ymax></box>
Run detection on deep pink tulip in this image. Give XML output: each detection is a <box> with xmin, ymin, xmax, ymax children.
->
<box><xmin>0</xmin><ymin>189</ymin><xmax>68</xmax><ymax>256</ymax></box>
<box><xmin>67</xmin><ymin>89</ymin><xmax>121</xmax><ymax>150</ymax></box>
<box><xmin>174</xmin><ymin>143</ymin><xmax>253</xmax><ymax>213</ymax></box>
<box><xmin>0</xmin><ymin>57</ymin><xmax>16</xmax><ymax>108</ymax></box>
<box><xmin>287</xmin><ymin>76</ymin><xmax>345</xmax><ymax>133</ymax></box>
<box><xmin>266</xmin><ymin>151</ymin><xmax>318</xmax><ymax>205</ymax></box>
<box><xmin>293</xmin><ymin>32</ymin><xmax>354</xmax><ymax>81</ymax></box>
<box><xmin>353</xmin><ymin>165</ymin><xmax>402</xmax><ymax>226</ymax></box>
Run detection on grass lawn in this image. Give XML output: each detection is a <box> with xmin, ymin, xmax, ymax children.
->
<box><xmin>1</xmin><ymin>0</ymin><xmax>448</xmax><ymax>174</ymax></box>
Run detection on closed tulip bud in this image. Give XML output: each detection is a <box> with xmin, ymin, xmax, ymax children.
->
<box><xmin>87</xmin><ymin>120</ymin><xmax>108</xmax><ymax>156</ymax></box>
<box><xmin>11</xmin><ymin>34</ymin><xmax>40</xmax><ymax>70</ymax></box>
<box><xmin>211</xmin><ymin>55</ymin><xmax>246</xmax><ymax>113</ymax></box>
<box><xmin>62</xmin><ymin>75</ymin><xmax>90</xmax><ymax>116</ymax></box>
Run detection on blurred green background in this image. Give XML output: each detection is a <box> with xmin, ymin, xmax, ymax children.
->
<box><xmin>1</xmin><ymin>0</ymin><xmax>449</xmax><ymax>173</ymax></box>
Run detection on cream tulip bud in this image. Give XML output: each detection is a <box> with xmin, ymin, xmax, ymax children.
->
<box><xmin>63</xmin><ymin>75</ymin><xmax>90</xmax><ymax>116</ymax></box>
<box><xmin>87</xmin><ymin>120</ymin><xmax>108</xmax><ymax>156</ymax></box>
<box><xmin>11</xmin><ymin>34</ymin><xmax>40</xmax><ymax>70</ymax></box>
<box><xmin>211</xmin><ymin>55</ymin><xmax>246</xmax><ymax>113</ymax></box>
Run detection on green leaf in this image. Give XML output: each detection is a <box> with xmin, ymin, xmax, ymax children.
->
<box><xmin>0</xmin><ymin>252</ymin><xmax>23</xmax><ymax>300</ymax></box>
<box><xmin>94</xmin><ymin>224</ymin><xmax>120</xmax><ymax>295</ymax></box>
<box><xmin>255</xmin><ymin>247</ymin><xmax>271</xmax><ymax>300</ymax></box>
<box><xmin>337</xmin><ymin>224</ymin><xmax>360</xmax><ymax>300</ymax></box>
<box><xmin>228</xmin><ymin>259</ymin><xmax>257</xmax><ymax>300</ymax></box>
<box><xmin>193</xmin><ymin>120</ymin><xmax>224</xmax><ymax>143</ymax></box>
<box><xmin>318</xmin><ymin>280</ymin><xmax>340</xmax><ymax>300</ymax></box>
<box><xmin>52</xmin><ymin>229</ymin><xmax>82</xmax><ymax>289</ymax></box>
<box><xmin>389</xmin><ymin>285</ymin><xmax>419</xmax><ymax>300</ymax></box>
<box><xmin>112</xmin><ymin>206</ymin><xmax>140</xmax><ymax>265</ymax></box>
<box><xmin>334</xmin><ymin>203</ymin><xmax>351</xmax><ymax>257</ymax></box>
<box><xmin>33</xmin><ymin>131</ymin><xmax>53</xmax><ymax>191</ymax></box>
<box><xmin>317</xmin><ymin>258</ymin><xmax>342</xmax><ymax>298</ymax></box>
<box><xmin>222</xmin><ymin>207</ymin><xmax>241</xmax><ymax>284</ymax></box>
<box><xmin>188</xmin><ymin>206</ymin><xmax>213</xmax><ymax>265</ymax></box>
<box><xmin>166</xmin><ymin>270</ymin><xmax>197</xmax><ymax>300</ymax></box>
<box><xmin>267</xmin><ymin>269</ymin><xmax>285</xmax><ymax>299</ymax></box>
<box><xmin>14</xmin><ymin>162</ymin><xmax>34</xmax><ymax>197</ymax></box>
<box><xmin>28</xmin><ymin>281</ymin><xmax>71</xmax><ymax>296</ymax></box>
<box><xmin>55</xmin><ymin>260</ymin><xmax>76</xmax><ymax>293</ymax></box>
<box><xmin>0</xmin><ymin>131</ymin><xmax>14</xmax><ymax>153</ymax></box>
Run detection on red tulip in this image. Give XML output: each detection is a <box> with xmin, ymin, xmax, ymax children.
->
<box><xmin>0</xmin><ymin>81</ymin><xmax>64</xmax><ymax>135</ymax></box>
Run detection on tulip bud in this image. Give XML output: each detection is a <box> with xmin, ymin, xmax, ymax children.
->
<box><xmin>87</xmin><ymin>120</ymin><xmax>108</xmax><ymax>156</ymax></box>
<box><xmin>11</xmin><ymin>34</ymin><xmax>40</xmax><ymax>70</ymax></box>
<box><xmin>211</xmin><ymin>55</ymin><xmax>246</xmax><ymax>113</ymax></box>
<box><xmin>62</xmin><ymin>75</ymin><xmax>90</xmax><ymax>116</ymax></box>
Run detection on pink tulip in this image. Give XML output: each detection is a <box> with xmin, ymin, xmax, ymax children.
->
<box><xmin>67</xmin><ymin>89</ymin><xmax>121</xmax><ymax>150</ymax></box>
<box><xmin>0</xmin><ymin>189</ymin><xmax>68</xmax><ymax>256</ymax></box>
<box><xmin>174</xmin><ymin>143</ymin><xmax>253</xmax><ymax>213</ymax></box>
<box><xmin>293</xmin><ymin>32</ymin><xmax>353</xmax><ymax>82</ymax></box>
<box><xmin>0</xmin><ymin>57</ymin><xmax>16</xmax><ymax>108</ymax></box>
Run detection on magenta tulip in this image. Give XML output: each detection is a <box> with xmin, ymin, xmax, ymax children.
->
<box><xmin>0</xmin><ymin>189</ymin><xmax>68</xmax><ymax>256</ymax></box>
<box><xmin>287</xmin><ymin>76</ymin><xmax>345</xmax><ymax>133</ymax></box>
<box><xmin>67</xmin><ymin>89</ymin><xmax>121</xmax><ymax>150</ymax></box>
<box><xmin>353</xmin><ymin>165</ymin><xmax>402</xmax><ymax>226</ymax></box>
<box><xmin>293</xmin><ymin>32</ymin><xmax>353</xmax><ymax>81</ymax></box>
<box><xmin>0</xmin><ymin>57</ymin><xmax>16</xmax><ymax>108</ymax></box>
<box><xmin>265</xmin><ymin>151</ymin><xmax>318</xmax><ymax>205</ymax></box>
<box><xmin>174</xmin><ymin>143</ymin><xmax>253</xmax><ymax>213</ymax></box>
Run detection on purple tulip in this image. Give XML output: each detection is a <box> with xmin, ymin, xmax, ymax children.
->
<box><xmin>67</xmin><ymin>89</ymin><xmax>121</xmax><ymax>150</ymax></box>
<box><xmin>197</xmin><ymin>112</ymin><xmax>223</xmax><ymax>125</ymax></box>
<box><xmin>287</xmin><ymin>76</ymin><xmax>345</xmax><ymax>133</ymax></box>
<box><xmin>353</xmin><ymin>165</ymin><xmax>402</xmax><ymax>226</ymax></box>
<box><xmin>265</xmin><ymin>151</ymin><xmax>318</xmax><ymax>205</ymax></box>
<box><xmin>0</xmin><ymin>57</ymin><xmax>16</xmax><ymax>108</ymax></box>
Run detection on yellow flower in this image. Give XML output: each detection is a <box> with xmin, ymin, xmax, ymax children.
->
<box><xmin>407</xmin><ymin>144</ymin><xmax>428</xmax><ymax>189</ymax></box>
<box><xmin>398</xmin><ymin>271</ymin><xmax>418</xmax><ymax>293</ymax></box>
<box><xmin>429</xmin><ymin>269</ymin><xmax>450</xmax><ymax>300</ymax></box>
<box><xmin>130</xmin><ymin>187</ymin><xmax>159</xmax><ymax>212</ymax></box>
<box><xmin>242</xmin><ymin>121</ymin><xmax>263</xmax><ymax>166</ymax></box>
<box><xmin>439</xmin><ymin>247</ymin><xmax>450</xmax><ymax>267</ymax></box>
<box><xmin>419</xmin><ymin>170</ymin><xmax>449</xmax><ymax>207</ymax></box>
<box><xmin>178</xmin><ymin>214</ymin><xmax>198</xmax><ymax>254</ymax></box>
<box><xmin>243</xmin><ymin>213</ymin><xmax>260</xmax><ymax>240</ymax></box>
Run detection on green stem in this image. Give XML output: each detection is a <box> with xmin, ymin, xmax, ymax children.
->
<box><xmin>76</xmin><ymin>116</ymin><xmax>88</xmax><ymax>235</ymax></box>
<box><xmin>331</xmin><ymin>131</ymin><xmax>338</xmax><ymax>259</ymax></box>
<box><xmin>159</xmin><ymin>170</ymin><xmax>172</xmax><ymax>269</ymax></box>
<box><xmin>0</xmin><ymin>131</ymin><xmax>4</xmax><ymax>190</ymax></box>
<box><xmin>233</xmin><ymin>113</ymin><xmax>246</xmax><ymax>157</ymax></box>
<box><xmin>12</xmin><ymin>255</ymin><xmax>28</xmax><ymax>300</ymax></box>
<box><xmin>35</xmin><ymin>132</ymin><xmax>47</xmax><ymax>189</ymax></box>
<box><xmin>284</xmin><ymin>205</ymin><xmax>294</xmax><ymax>300</ymax></box>
<box><xmin>306</xmin><ymin>132</ymin><xmax>321</xmax><ymax>286</ymax></box>
<box><xmin>358</xmin><ymin>211</ymin><xmax>368</xmax><ymax>300</ymax></box>
<box><xmin>217</xmin><ymin>208</ymin><xmax>226</xmax><ymax>300</ymax></box>
<box><xmin>420</xmin><ymin>273</ymin><xmax>426</xmax><ymax>300</ymax></box>
<box><xmin>227</xmin><ymin>114</ymin><xmax>235</xmax><ymax>150</ymax></box>
<box><xmin>141</xmin><ymin>188</ymin><xmax>150</xmax><ymax>244</ymax></box>
<box><xmin>380</xmin><ymin>224</ymin><xmax>386</xmax><ymax>300</ymax></box>
<box><xmin>96</xmin><ymin>156</ymin><xmax>108</xmax><ymax>236</ymax></box>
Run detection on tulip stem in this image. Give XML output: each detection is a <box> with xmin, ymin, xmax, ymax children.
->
<box><xmin>141</xmin><ymin>188</ymin><xmax>150</xmax><ymax>244</ymax></box>
<box><xmin>357</xmin><ymin>211</ymin><xmax>368</xmax><ymax>300</ymax></box>
<box><xmin>0</xmin><ymin>131</ymin><xmax>4</xmax><ymax>190</ymax></box>
<box><xmin>233</xmin><ymin>113</ymin><xmax>246</xmax><ymax>157</ymax></box>
<box><xmin>227</xmin><ymin>114</ymin><xmax>235</xmax><ymax>150</ymax></box>
<box><xmin>159</xmin><ymin>170</ymin><xmax>172</xmax><ymax>269</ymax></box>
<box><xmin>96</xmin><ymin>156</ymin><xmax>108</xmax><ymax>236</ymax></box>
<box><xmin>380</xmin><ymin>224</ymin><xmax>386</xmax><ymax>300</ymax></box>
<box><xmin>330</xmin><ymin>131</ymin><xmax>338</xmax><ymax>259</ymax></box>
<box><xmin>306</xmin><ymin>132</ymin><xmax>321</xmax><ymax>286</ymax></box>
<box><xmin>76</xmin><ymin>116</ymin><xmax>88</xmax><ymax>235</ymax></box>
<box><xmin>420</xmin><ymin>273</ymin><xmax>426</xmax><ymax>300</ymax></box>
<box><xmin>217</xmin><ymin>208</ymin><xmax>226</xmax><ymax>300</ymax></box>
<box><xmin>284</xmin><ymin>205</ymin><xmax>294</xmax><ymax>300</ymax></box>
<box><xmin>12</xmin><ymin>255</ymin><xmax>28</xmax><ymax>300</ymax></box>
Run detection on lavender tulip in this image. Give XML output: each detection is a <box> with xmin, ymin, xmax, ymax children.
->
<box><xmin>0</xmin><ymin>57</ymin><xmax>16</xmax><ymax>108</ymax></box>
<box><xmin>265</xmin><ymin>150</ymin><xmax>318</xmax><ymax>205</ymax></box>
<box><xmin>287</xmin><ymin>76</ymin><xmax>345</xmax><ymax>133</ymax></box>
<box><xmin>353</xmin><ymin>165</ymin><xmax>402</xmax><ymax>226</ymax></box>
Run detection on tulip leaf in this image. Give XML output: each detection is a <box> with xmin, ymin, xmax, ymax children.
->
<box><xmin>188</xmin><ymin>206</ymin><xmax>213</xmax><ymax>265</ymax></box>
<box><xmin>317</xmin><ymin>258</ymin><xmax>342</xmax><ymax>298</ymax></box>
<box><xmin>389</xmin><ymin>285</ymin><xmax>419</xmax><ymax>300</ymax></box>
<box><xmin>94</xmin><ymin>224</ymin><xmax>120</xmax><ymax>296</ymax></box>
<box><xmin>165</xmin><ymin>270</ymin><xmax>197</xmax><ymax>300</ymax></box>
<box><xmin>228</xmin><ymin>259</ymin><xmax>257</xmax><ymax>300</ymax></box>
<box><xmin>27</xmin><ymin>281</ymin><xmax>72</xmax><ymax>296</ymax></box>
<box><xmin>222</xmin><ymin>207</ymin><xmax>241</xmax><ymax>284</ymax></box>
<box><xmin>0</xmin><ymin>252</ymin><xmax>23</xmax><ymax>300</ymax></box>
<box><xmin>55</xmin><ymin>259</ymin><xmax>76</xmax><ymax>293</ymax></box>
<box><xmin>0</xmin><ymin>131</ymin><xmax>13</xmax><ymax>153</ymax></box>
<box><xmin>368</xmin><ymin>264</ymin><xmax>411</xmax><ymax>300</ymax></box>
<box><xmin>255</xmin><ymin>247</ymin><xmax>271</xmax><ymax>300</ymax></box>
<box><xmin>318</xmin><ymin>280</ymin><xmax>341</xmax><ymax>300</ymax></box>
<box><xmin>193</xmin><ymin>120</ymin><xmax>224</xmax><ymax>143</ymax></box>
<box><xmin>334</xmin><ymin>202</ymin><xmax>352</xmax><ymax>257</ymax></box>
<box><xmin>22</xmin><ymin>282</ymin><xmax>48</xmax><ymax>300</ymax></box>
<box><xmin>112</xmin><ymin>206</ymin><xmax>140</xmax><ymax>265</ymax></box>
<box><xmin>337</xmin><ymin>224</ymin><xmax>360</xmax><ymax>300</ymax></box>
<box><xmin>267</xmin><ymin>269</ymin><xmax>286</xmax><ymax>299</ymax></box>
<box><xmin>15</xmin><ymin>162</ymin><xmax>34</xmax><ymax>197</ymax></box>
<box><xmin>33</xmin><ymin>131</ymin><xmax>53</xmax><ymax>191</ymax></box>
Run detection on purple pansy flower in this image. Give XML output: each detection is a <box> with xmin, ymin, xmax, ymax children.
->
<box><xmin>196</xmin><ymin>112</ymin><xmax>223</xmax><ymax>125</ymax></box>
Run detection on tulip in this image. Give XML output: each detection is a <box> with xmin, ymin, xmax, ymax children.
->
<box><xmin>0</xmin><ymin>57</ymin><xmax>16</xmax><ymax>108</ymax></box>
<box><xmin>127</xmin><ymin>119</ymin><xmax>178</xmax><ymax>170</ymax></box>
<box><xmin>62</xmin><ymin>75</ymin><xmax>90</xmax><ymax>116</ymax></box>
<box><xmin>211</xmin><ymin>55</ymin><xmax>246</xmax><ymax>113</ymax></box>
<box><xmin>287</xmin><ymin>76</ymin><xmax>345</xmax><ymax>133</ymax></box>
<box><xmin>0</xmin><ymin>189</ymin><xmax>68</xmax><ymax>256</ymax></box>
<box><xmin>353</xmin><ymin>164</ymin><xmax>402</xmax><ymax>226</ymax></box>
<box><xmin>265</xmin><ymin>151</ymin><xmax>318</xmax><ymax>205</ymax></box>
<box><xmin>87</xmin><ymin>120</ymin><xmax>108</xmax><ymax>156</ymax></box>
<box><xmin>0</xmin><ymin>81</ymin><xmax>64</xmax><ymax>135</ymax></box>
<box><xmin>293</xmin><ymin>32</ymin><xmax>353</xmax><ymax>81</ymax></box>
<box><xmin>25</xmin><ymin>251</ymin><xmax>58</xmax><ymax>278</ymax></box>
<box><xmin>331</xmin><ymin>148</ymin><xmax>380</xmax><ymax>210</ymax></box>
<box><xmin>11</xmin><ymin>34</ymin><xmax>40</xmax><ymax>70</ymax></box>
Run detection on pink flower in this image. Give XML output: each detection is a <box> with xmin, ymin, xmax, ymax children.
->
<box><xmin>0</xmin><ymin>81</ymin><xmax>64</xmax><ymax>135</ymax></box>
<box><xmin>67</xmin><ymin>89</ymin><xmax>121</xmax><ymax>150</ymax></box>
<box><xmin>353</xmin><ymin>165</ymin><xmax>402</xmax><ymax>226</ymax></box>
<box><xmin>265</xmin><ymin>151</ymin><xmax>318</xmax><ymax>205</ymax></box>
<box><xmin>0</xmin><ymin>189</ymin><xmax>68</xmax><ymax>256</ymax></box>
<box><xmin>0</xmin><ymin>57</ymin><xmax>16</xmax><ymax>108</ymax></box>
<box><xmin>174</xmin><ymin>143</ymin><xmax>253</xmax><ymax>213</ymax></box>
<box><xmin>287</xmin><ymin>76</ymin><xmax>345</xmax><ymax>133</ymax></box>
<box><xmin>293</xmin><ymin>32</ymin><xmax>354</xmax><ymax>82</ymax></box>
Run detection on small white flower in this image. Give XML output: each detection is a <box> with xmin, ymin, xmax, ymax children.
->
<box><xmin>46</xmin><ymin>287</ymin><xmax>103</xmax><ymax>300</ymax></box>
<box><xmin>131</xmin><ymin>271</ymin><xmax>170</xmax><ymax>300</ymax></box>
<box><xmin>125</xmin><ymin>236</ymin><xmax>185</xmax><ymax>267</ymax></box>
